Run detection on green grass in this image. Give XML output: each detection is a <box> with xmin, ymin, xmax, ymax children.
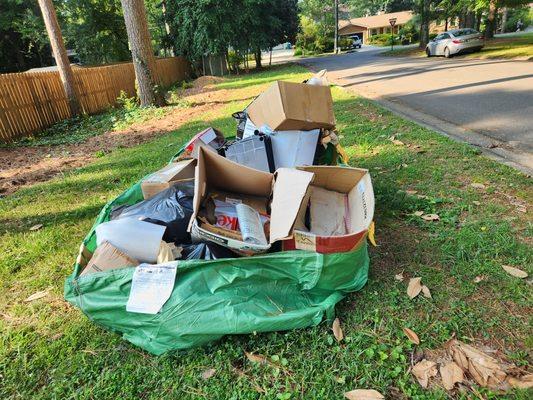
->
<box><xmin>382</xmin><ymin>33</ymin><xmax>533</xmax><ymax>60</ymax></box>
<box><xmin>1</xmin><ymin>65</ymin><xmax>532</xmax><ymax>399</ymax></box>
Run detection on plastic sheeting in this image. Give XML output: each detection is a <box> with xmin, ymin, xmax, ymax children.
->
<box><xmin>64</xmin><ymin>164</ymin><xmax>370</xmax><ymax>355</ymax></box>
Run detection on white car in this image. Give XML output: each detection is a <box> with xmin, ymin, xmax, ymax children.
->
<box><xmin>352</xmin><ymin>37</ymin><xmax>362</xmax><ymax>49</ymax></box>
<box><xmin>426</xmin><ymin>29</ymin><xmax>484</xmax><ymax>58</ymax></box>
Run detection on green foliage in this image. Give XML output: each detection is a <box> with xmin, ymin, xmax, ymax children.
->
<box><xmin>369</xmin><ymin>33</ymin><xmax>402</xmax><ymax>46</ymax></box>
<box><xmin>166</xmin><ymin>0</ymin><xmax>298</xmax><ymax>70</ymax></box>
<box><xmin>505</xmin><ymin>5</ymin><xmax>532</xmax><ymax>32</ymax></box>
<box><xmin>296</xmin><ymin>1</ymin><xmax>335</xmax><ymax>55</ymax></box>
<box><xmin>346</xmin><ymin>0</ymin><xmax>415</xmax><ymax>18</ymax></box>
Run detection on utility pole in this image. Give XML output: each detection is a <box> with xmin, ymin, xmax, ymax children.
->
<box><xmin>37</xmin><ymin>0</ymin><xmax>81</xmax><ymax>116</ymax></box>
<box><xmin>334</xmin><ymin>0</ymin><xmax>339</xmax><ymax>54</ymax></box>
<box><xmin>120</xmin><ymin>0</ymin><xmax>165</xmax><ymax>107</ymax></box>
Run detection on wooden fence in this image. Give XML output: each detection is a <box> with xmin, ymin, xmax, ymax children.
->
<box><xmin>0</xmin><ymin>56</ymin><xmax>191</xmax><ymax>142</ymax></box>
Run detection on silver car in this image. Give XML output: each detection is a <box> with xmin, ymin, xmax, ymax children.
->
<box><xmin>426</xmin><ymin>29</ymin><xmax>484</xmax><ymax>58</ymax></box>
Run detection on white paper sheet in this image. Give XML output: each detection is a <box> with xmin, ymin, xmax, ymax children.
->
<box><xmin>95</xmin><ymin>219</ymin><xmax>166</xmax><ymax>263</ymax></box>
<box><xmin>236</xmin><ymin>203</ymin><xmax>268</xmax><ymax>245</ymax></box>
<box><xmin>126</xmin><ymin>262</ymin><xmax>177</xmax><ymax>314</ymax></box>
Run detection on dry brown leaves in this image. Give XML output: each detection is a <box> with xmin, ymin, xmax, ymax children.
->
<box><xmin>29</xmin><ymin>224</ymin><xmax>43</xmax><ymax>231</ymax></box>
<box><xmin>412</xmin><ymin>360</ymin><xmax>438</xmax><ymax>388</ymax></box>
<box><xmin>403</xmin><ymin>327</ymin><xmax>420</xmax><ymax>345</ymax></box>
<box><xmin>332</xmin><ymin>318</ymin><xmax>344</xmax><ymax>342</ymax></box>
<box><xmin>24</xmin><ymin>290</ymin><xmax>49</xmax><ymax>302</ymax></box>
<box><xmin>501</xmin><ymin>265</ymin><xmax>528</xmax><ymax>278</ymax></box>
<box><xmin>245</xmin><ymin>352</ymin><xmax>269</xmax><ymax>365</ymax></box>
<box><xmin>407</xmin><ymin>277</ymin><xmax>423</xmax><ymax>299</ymax></box>
<box><xmin>344</xmin><ymin>389</ymin><xmax>384</xmax><ymax>400</ymax></box>
<box><xmin>411</xmin><ymin>339</ymin><xmax>532</xmax><ymax>392</ymax></box>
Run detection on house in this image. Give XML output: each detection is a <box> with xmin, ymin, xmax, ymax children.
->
<box><xmin>339</xmin><ymin>11</ymin><xmax>414</xmax><ymax>43</ymax></box>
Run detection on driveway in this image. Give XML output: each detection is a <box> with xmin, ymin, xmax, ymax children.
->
<box><xmin>300</xmin><ymin>46</ymin><xmax>533</xmax><ymax>173</ymax></box>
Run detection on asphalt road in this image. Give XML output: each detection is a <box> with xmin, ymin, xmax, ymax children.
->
<box><xmin>300</xmin><ymin>46</ymin><xmax>533</xmax><ymax>172</ymax></box>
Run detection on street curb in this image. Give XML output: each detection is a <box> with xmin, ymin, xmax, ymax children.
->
<box><xmin>300</xmin><ymin>62</ymin><xmax>532</xmax><ymax>176</ymax></box>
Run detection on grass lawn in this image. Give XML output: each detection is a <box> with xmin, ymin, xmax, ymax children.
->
<box><xmin>1</xmin><ymin>65</ymin><xmax>531</xmax><ymax>399</ymax></box>
<box><xmin>382</xmin><ymin>33</ymin><xmax>533</xmax><ymax>60</ymax></box>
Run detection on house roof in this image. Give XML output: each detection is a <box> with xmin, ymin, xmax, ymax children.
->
<box><xmin>339</xmin><ymin>11</ymin><xmax>414</xmax><ymax>30</ymax></box>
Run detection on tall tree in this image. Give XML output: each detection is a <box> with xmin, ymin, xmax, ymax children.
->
<box><xmin>37</xmin><ymin>0</ymin><xmax>81</xmax><ymax>115</ymax></box>
<box><xmin>120</xmin><ymin>0</ymin><xmax>165</xmax><ymax>107</ymax></box>
<box><xmin>418</xmin><ymin>0</ymin><xmax>431</xmax><ymax>48</ymax></box>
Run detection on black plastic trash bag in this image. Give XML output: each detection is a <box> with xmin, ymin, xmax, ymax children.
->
<box><xmin>111</xmin><ymin>181</ymin><xmax>195</xmax><ymax>245</ymax></box>
<box><xmin>181</xmin><ymin>242</ymin><xmax>238</xmax><ymax>260</ymax></box>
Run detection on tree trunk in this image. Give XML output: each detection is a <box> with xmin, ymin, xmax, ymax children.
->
<box><xmin>485</xmin><ymin>1</ymin><xmax>497</xmax><ymax>39</ymax></box>
<box><xmin>120</xmin><ymin>0</ymin><xmax>165</xmax><ymax>107</ymax></box>
<box><xmin>419</xmin><ymin>0</ymin><xmax>430</xmax><ymax>48</ymax></box>
<box><xmin>37</xmin><ymin>0</ymin><xmax>81</xmax><ymax>116</ymax></box>
<box><xmin>161</xmin><ymin>0</ymin><xmax>174</xmax><ymax>56</ymax></box>
<box><xmin>476</xmin><ymin>11</ymin><xmax>482</xmax><ymax>32</ymax></box>
<box><xmin>334</xmin><ymin>0</ymin><xmax>339</xmax><ymax>54</ymax></box>
<box><xmin>500</xmin><ymin>8</ymin><xmax>508</xmax><ymax>33</ymax></box>
<box><xmin>269</xmin><ymin>47</ymin><xmax>272</xmax><ymax>66</ymax></box>
<box><xmin>254</xmin><ymin>48</ymin><xmax>262</xmax><ymax>69</ymax></box>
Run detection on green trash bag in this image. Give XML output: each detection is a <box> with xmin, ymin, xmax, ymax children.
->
<box><xmin>64</xmin><ymin>165</ymin><xmax>370</xmax><ymax>355</ymax></box>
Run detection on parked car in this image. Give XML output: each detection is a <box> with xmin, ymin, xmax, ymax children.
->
<box><xmin>351</xmin><ymin>36</ymin><xmax>362</xmax><ymax>49</ymax></box>
<box><xmin>426</xmin><ymin>28</ymin><xmax>484</xmax><ymax>58</ymax></box>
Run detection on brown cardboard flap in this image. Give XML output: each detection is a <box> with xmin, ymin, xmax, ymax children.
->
<box><xmin>80</xmin><ymin>241</ymin><xmax>138</xmax><ymax>276</ymax></box>
<box><xmin>269</xmin><ymin>168</ymin><xmax>314</xmax><ymax>243</ymax></box>
<box><xmin>141</xmin><ymin>159</ymin><xmax>196</xmax><ymax>199</ymax></box>
<box><xmin>190</xmin><ymin>147</ymin><xmax>273</xmax><ymax>230</ymax></box>
<box><xmin>296</xmin><ymin>166</ymin><xmax>367</xmax><ymax>193</ymax></box>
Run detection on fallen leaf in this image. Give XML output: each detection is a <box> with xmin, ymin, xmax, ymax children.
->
<box><xmin>421</xmin><ymin>285</ymin><xmax>432</xmax><ymax>299</ymax></box>
<box><xmin>333</xmin><ymin>318</ymin><xmax>344</xmax><ymax>342</ymax></box>
<box><xmin>470</xmin><ymin>183</ymin><xmax>486</xmax><ymax>189</ymax></box>
<box><xmin>502</xmin><ymin>265</ymin><xmax>528</xmax><ymax>279</ymax></box>
<box><xmin>440</xmin><ymin>361</ymin><xmax>464</xmax><ymax>390</ymax></box>
<box><xmin>403</xmin><ymin>327</ymin><xmax>420</xmax><ymax>344</ymax></box>
<box><xmin>413</xmin><ymin>211</ymin><xmax>424</xmax><ymax>217</ymax></box>
<box><xmin>29</xmin><ymin>224</ymin><xmax>43</xmax><ymax>231</ymax></box>
<box><xmin>421</xmin><ymin>214</ymin><xmax>440</xmax><ymax>221</ymax></box>
<box><xmin>508</xmin><ymin>374</ymin><xmax>533</xmax><ymax>389</ymax></box>
<box><xmin>407</xmin><ymin>277</ymin><xmax>422</xmax><ymax>299</ymax></box>
<box><xmin>412</xmin><ymin>359</ymin><xmax>438</xmax><ymax>388</ymax></box>
<box><xmin>395</xmin><ymin>272</ymin><xmax>404</xmax><ymax>282</ymax></box>
<box><xmin>406</xmin><ymin>190</ymin><xmax>418</xmax><ymax>195</ymax></box>
<box><xmin>472</xmin><ymin>201</ymin><xmax>481</xmax><ymax>206</ymax></box>
<box><xmin>245</xmin><ymin>352</ymin><xmax>268</xmax><ymax>365</ymax></box>
<box><xmin>344</xmin><ymin>389</ymin><xmax>384</xmax><ymax>400</ymax></box>
<box><xmin>24</xmin><ymin>290</ymin><xmax>49</xmax><ymax>302</ymax></box>
<box><xmin>417</xmin><ymin>194</ymin><xmax>429</xmax><ymax>200</ymax></box>
<box><xmin>473</xmin><ymin>276</ymin><xmax>485</xmax><ymax>283</ymax></box>
<box><xmin>201</xmin><ymin>368</ymin><xmax>216</xmax><ymax>380</ymax></box>
<box><xmin>447</xmin><ymin>340</ymin><xmax>507</xmax><ymax>388</ymax></box>
<box><xmin>516</xmin><ymin>205</ymin><xmax>527</xmax><ymax>213</ymax></box>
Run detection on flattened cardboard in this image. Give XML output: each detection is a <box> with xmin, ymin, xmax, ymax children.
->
<box><xmin>269</xmin><ymin>168</ymin><xmax>315</xmax><ymax>243</ymax></box>
<box><xmin>247</xmin><ymin>81</ymin><xmax>335</xmax><ymax>131</ymax></box>
<box><xmin>190</xmin><ymin>148</ymin><xmax>313</xmax><ymax>251</ymax></box>
<box><xmin>80</xmin><ymin>241</ymin><xmax>138</xmax><ymax>276</ymax></box>
<box><xmin>141</xmin><ymin>159</ymin><xmax>196</xmax><ymax>199</ymax></box>
<box><xmin>283</xmin><ymin>166</ymin><xmax>374</xmax><ymax>254</ymax></box>
<box><xmin>182</xmin><ymin>127</ymin><xmax>225</xmax><ymax>159</ymax></box>
<box><xmin>309</xmin><ymin>186</ymin><xmax>348</xmax><ymax>236</ymax></box>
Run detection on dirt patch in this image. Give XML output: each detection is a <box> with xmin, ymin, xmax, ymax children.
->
<box><xmin>0</xmin><ymin>85</ymin><xmax>225</xmax><ymax>196</ymax></box>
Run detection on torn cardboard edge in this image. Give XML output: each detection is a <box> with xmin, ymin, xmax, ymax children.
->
<box><xmin>80</xmin><ymin>241</ymin><xmax>138</xmax><ymax>276</ymax></box>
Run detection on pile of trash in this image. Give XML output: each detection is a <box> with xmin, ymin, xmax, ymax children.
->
<box><xmin>64</xmin><ymin>71</ymin><xmax>376</xmax><ymax>355</ymax></box>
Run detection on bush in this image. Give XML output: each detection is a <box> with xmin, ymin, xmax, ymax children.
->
<box><xmin>505</xmin><ymin>6</ymin><xmax>532</xmax><ymax>32</ymax></box>
<box><xmin>293</xmin><ymin>47</ymin><xmax>303</xmax><ymax>56</ymax></box>
<box><xmin>338</xmin><ymin>37</ymin><xmax>353</xmax><ymax>50</ymax></box>
<box><xmin>369</xmin><ymin>33</ymin><xmax>400</xmax><ymax>46</ymax></box>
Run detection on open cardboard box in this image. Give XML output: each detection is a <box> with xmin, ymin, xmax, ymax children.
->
<box><xmin>141</xmin><ymin>159</ymin><xmax>196</xmax><ymax>199</ymax></box>
<box><xmin>189</xmin><ymin>147</ymin><xmax>314</xmax><ymax>254</ymax></box>
<box><xmin>282</xmin><ymin>166</ymin><xmax>375</xmax><ymax>254</ymax></box>
<box><xmin>246</xmin><ymin>81</ymin><xmax>335</xmax><ymax>131</ymax></box>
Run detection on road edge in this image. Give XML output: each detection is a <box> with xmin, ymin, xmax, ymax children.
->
<box><xmin>301</xmin><ymin>61</ymin><xmax>532</xmax><ymax>177</ymax></box>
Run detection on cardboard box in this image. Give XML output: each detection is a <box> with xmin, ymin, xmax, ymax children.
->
<box><xmin>141</xmin><ymin>159</ymin><xmax>196</xmax><ymax>199</ymax></box>
<box><xmin>282</xmin><ymin>166</ymin><xmax>374</xmax><ymax>254</ymax></box>
<box><xmin>246</xmin><ymin>81</ymin><xmax>335</xmax><ymax>131</ymax></box>
<box><xmin>80</xmin><ymin>241</ymin><xmax>138</xmax><ymax>276</ymax></box>
<box><xmin>181</xmin><ymin>127</ymin><xmax>225</xmax><ymax>159</ymax></box>
<box><xmin>189</xmin><ymin>147</ymin><xmax>314</xmax><ymax>253</ymax></box>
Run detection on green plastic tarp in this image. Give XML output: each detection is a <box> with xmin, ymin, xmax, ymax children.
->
<box><xmin>64</xmin><ymin>153</ymin><xmax>370</xmax><ymax>355</ymax></box>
